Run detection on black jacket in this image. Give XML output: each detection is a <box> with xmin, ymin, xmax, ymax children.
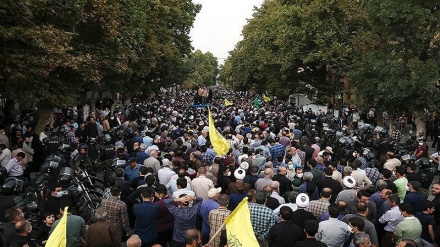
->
<box><xmin>267</xmin><ymin>221</ymin><xmax>304</xmax><ymax>247</ymax></box>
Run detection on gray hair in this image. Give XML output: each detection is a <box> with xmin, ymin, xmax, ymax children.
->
<box><xmin>353</xmin><ymin>232</ymin><xmax>370</xmax><ymax>247</ymax></box>
<box><xmin>395</xmin><ymin>238</ymin><xmax>418</xmax><ymax>247</ymax></box>
<box><xmin>343</xmin><ymin>166</ymin><xmax>353</xmax><ymax>175</ymax></box>
<box><xmin>303</xmin><ymin>172</ymin><xmax>313</xmax><ymax>182</ymax></box>
<box><xmin>255</xmin><ymin>191</ymin><xmax>268</xmax><ymax>205</ymax></box>
<box><xmin>95</xmin><ymin>207</ymin><xmax>107</xmax><ymax>221</ymax></box>
<box><xmin>270</xmin><ymin>181</ymin><xmax>280</xmax><ymax>190</ymax></box>
<box><xmin>217</xmin><ymin>194</ymin><xmax>230</xmax><ymax>207</ymax></box>
<box><xmin>375</xmin><ymin>180</ymin><xmax>387</xmax><ymax>192</ymax></box>
<box><xmin>162</xmin><ymin>158</ymin><xmax>172</xmax><ymax>168</ymax></box>
<box><xmin>127</xmin><ymin>234</ymin><xmax>142</xmax><ymax>247</ymax></box>
<box><xmin>288</xmin><ymin>191</ymin><xmax>298</xmax><ymax>203</ymax></box>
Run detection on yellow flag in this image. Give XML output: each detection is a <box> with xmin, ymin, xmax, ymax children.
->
<box><xmin>225</xmin><ymin>198</ymin><xmax>259</xmax><ymax>246</ymax></box>
<box><xmin>208</xmin><ymin>108</ymin><xmax>230</xmax><ymax>156</ymax></box>
<box><xmin>224</xmin><ymin>99</ymin><xmax>233</xmax><ymax>106</ymax></box>
<box><xmin>263</xmin><ymin>94</ymin><xmax>271</xmax><ymax>102</ymax></box>
<box><xmin>46</xmin><ymin>207</ymin><xmax>68</xmax><ymax>247</ymax></box>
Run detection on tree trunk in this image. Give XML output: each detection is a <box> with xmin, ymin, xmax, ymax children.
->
<box><xmin>110</xmin><ymin>93</ymin><xmax>119</xmax><ymax>115</ymax></box>
<box><xmin>35</xmin><ymin>105</ymin><xmax>53</xmax><ymax>134</ymax></box>
<box><xmin>388</xmin><ymin>111</ymin><xmax>395</xmax><ymax>135</ymax></box>
<box><xmin>89</xmin><ymin>90</ymin><xmax>97</xmax><ymax>115</ymax></box>
<box><xmin>123</xmin><ymin>97</ymin><xmax>131</xmax><ymax>107</ymax></box>
<box><xmin>413</xmin><ymin>109</ymin><xmax>426</xmax><ymax>137</ymax></box>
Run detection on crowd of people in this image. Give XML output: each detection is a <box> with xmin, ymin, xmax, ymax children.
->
<box><xmin>0</xmin><ymin>88</ymin><xmax>439</xmax><ymax>247</ymax></box>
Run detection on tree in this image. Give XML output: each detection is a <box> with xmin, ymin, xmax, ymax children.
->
<box><xmin>0</xmin><ymin>0</ymin><xmax>92</xmax><ymax>132</ymax></box>
<box><xmin>183</xmin><ymin>50</ymin><xmax>219</xmax><ymax>87</ymax></box>
<box><xmin>0</xmin><ymin>0</ymin><xmax>200</xmax><ymax>132</ymax></box>
<box><xmin>219</xmin><ymin>0</ymin><xmax>367</xmax><ymax>99</ymax></box>
<box><xmin>348</xmin><ymin>0</ymin><xmax>439</xmax><ymax>132</ymax></box>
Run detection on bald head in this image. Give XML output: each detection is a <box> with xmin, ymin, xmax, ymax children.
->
<box><xmin>15</xmin><ymin>219</ymin><xmax>28</xmax><ymax>235</ymax></box>
<box><xmin>321</xmin><ymin>188</ymin><xmax>333</xmax><ymax>199</ymax></box>
<box><xmin>278</xmin><ymin>166</ymin><xmax>287</xmax><ymax>175</ymax></box>
<box><xmin>264</xmin><ymin>168</ymin><xmax>273</xmax><ymax>178</ymax></box>
<box><xmin>263</xmin><ymin>185</ymin><xmax>273</xmax><ymax>194</ymax></box>
<box><xmin>185</xmin><ymin>229</ymin><xmax>201</xmax><ymax>245</ymax></box>
<box><xmin>127</xmin><ymin>234</ymin><xmax>142</xmax><ymax>247</ymax></box>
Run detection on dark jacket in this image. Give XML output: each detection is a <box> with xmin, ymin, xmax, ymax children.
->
<box><xmin>295</xmin><ymin>238</ymin><xmax>327</xmax><ymax>247</ymax></box>
<box><xmin>291</xmin><ymin>209</ymin><xmax>316</xmax><ymax>229</ymax></box>
<box><xmin>272</xmin><ymin>174</ymin><xmax>292</xmax><ymax>196</ymax></box>
<box><xmin>267</xmin><ymin>221</ymin><xmax>304</xmax><ymax>247</ymax></box>
<box><xmin>85</xmin><ymin>220</ymin><xmax>121</xmax><ymax>247</ymax></box>
<box><xmin>315</xmin><ymin>176</ymin><xmax>343</xmax><ymax>203</ymax></box>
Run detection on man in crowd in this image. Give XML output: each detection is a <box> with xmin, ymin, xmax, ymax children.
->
<box><xmin>100</xmin><ymin>186</ymin><xmax>130</xmax><ymax>240</ymax></box>
<box><xmin>165</xmin><ymin>194</ymin><xmax>203</xmax><ymax>247</ymax></box>
<box><xmin>267</xmin><ymin>206</ymin><xmax>304</xmax><ymax>246</ymax></box>
<box><xmin>249</xmin><ymin>191</ymin><xmax>275</xmax><ymax>245</ymax></box>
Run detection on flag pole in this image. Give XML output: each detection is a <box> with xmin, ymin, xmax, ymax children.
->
<box><xmin>206</xmin><ymin>221</ymin><xmax>226</xmax><ymax>246</ymax></box>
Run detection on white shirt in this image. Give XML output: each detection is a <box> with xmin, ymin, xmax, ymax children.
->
<box><xmin>166</xmin><ymin>177</ymin><xmax>192</xmax><ymax>196</ymax></box>
<box><xmin>0</xmin><ymin>148</ymin><xmax>11</xmax><ymax>168</ymax></box>
<box><xmin>291</xmin><ymin>153</ymin><xmax>302</xmax><ymax>166</ymax></box>
<box><xmin>190</xmin><ymin>175</ymin><xmax>214</xmax><ymax>199</ymax></box>
<box><xmin>158</xmin><ymin>167</ymin><xmax>176</xmax><ymax>186</ymax></box>
<box><xmin>270</xmin><ymin>191</ymin><xmax>285</xmax><ymax>205</ymax></box>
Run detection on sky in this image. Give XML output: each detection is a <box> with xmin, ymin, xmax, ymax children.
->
<box><xmin>189</xmin><ymin>0</ymin><xmax>264</xmax><ymax>64</ymax></box>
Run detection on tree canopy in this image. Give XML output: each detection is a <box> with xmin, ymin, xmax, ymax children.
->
<box><xmin>220</xmin><ymin>0</ymin><xmax>440</xmax><ymax>114</ymax></box>
<box><xmin>0</xmin><ymin>0</ymin><xmax>201</xmax><ymax>108</ymax></box>
<box><xmin>220</xmin><ymin>0</ymin><xmax>368</xmax><ymax>100</ymax></box>
<box><xmin>183</xmin><ymin>49</ymin><xmax>219</xmax><ymax>87</ymax></box>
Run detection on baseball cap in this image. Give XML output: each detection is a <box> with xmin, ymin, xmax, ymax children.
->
<box><xmin>208</xmin><ymin>187</ymin><xmax>222</xmax><ymax>198</ymax></box>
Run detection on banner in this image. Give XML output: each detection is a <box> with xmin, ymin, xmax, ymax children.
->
<box><xmin>225</xmin><ymin>198</ymin><xmax>259</xmax><ymax>246</ymax></box>
<box><xmin>253</xmin><ymin>98</ymin><xmax>261</xmax><ymax>110</ymax></box>
<box><xmin>46</xmin><ymin>207</ymin><xmax>68</xmax><ymax>247</ymax></box>
<box><xmin>263</xmin><ymin>94</ymin><xmax>271</xmax><ymax>102</ymax></box>
<box><xmin>224</xmin><ymin>99</ymin><xmax>234</xmax><ymax>106</ymax></box>
<box><xmin>208</xmin><ymin>108</ymin><xmax>230</xmax><ymax>156</ymax></box>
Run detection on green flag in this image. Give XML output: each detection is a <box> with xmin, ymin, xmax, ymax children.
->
<box><xmin>253</xmin><ymin>98</ymin><xmax>260</xmax><ymax>110</ymax></box>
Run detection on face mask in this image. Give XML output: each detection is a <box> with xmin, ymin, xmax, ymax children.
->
<box><xmin>419</xmin><ymin>142</ymin><xmax>423</xmax><ymax>146</ymax></box>
<box><xmin>55</xmin><ymin>191</ymin><xmax>63</xmax><ymax>198</ymax></box>
<box><xmin>297</xmin><ymin>173</ymin><xmax>303</xmax><ymax>178</ymax></box>
<box><xmin>406</xmin><ymin>185</ymin><xmax>410</xmax><ymax>191</ymax></box>
<box><xmin>27</xmin><ymin>225</ymin><xmax>32</xmax><ymax>233</ymax></box>
<box><xmin>347</xmin><ymin>225</ymin><xmax>353</xmax><ymax>233</ymax></box>
<box><xmin>288</xmin><ymin>164</ymin><xmax>294</xmax><ymax>170</ymax></box>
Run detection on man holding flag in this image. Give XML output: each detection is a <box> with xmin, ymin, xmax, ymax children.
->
<box><xmin>48</xmin><ymin>206</ymin><xmax>86</xmax><ymax>247</ymax></box>
<box><xmin>248</xmin><ymin>191</ymin><xmax>276</xmax><ymax>246</ymax></box>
